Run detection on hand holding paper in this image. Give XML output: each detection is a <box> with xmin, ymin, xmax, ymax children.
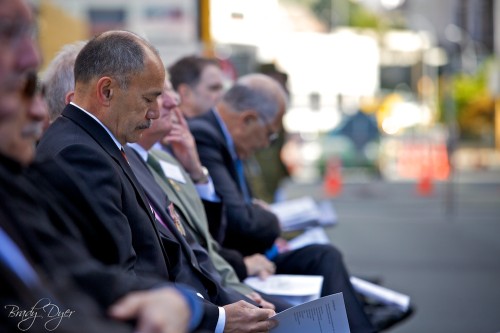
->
<box><xmin>269</xmin><ymin>293</ymin><xmax>351</xmax><ymax>333</ymax></box>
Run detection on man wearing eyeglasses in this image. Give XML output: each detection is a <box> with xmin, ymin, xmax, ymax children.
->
<box><xmin>188</xmin><ymin>74</ymin><xmax>377</xmax><ymax>333</ymax></box>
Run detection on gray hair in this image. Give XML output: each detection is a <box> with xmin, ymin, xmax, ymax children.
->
<box><xmin>42</xmin><ymin>41</ymin><xmax>86</xmax><ymax>121</ymax></box>
<box><xmin>74</xmin><ymin>31</ymin><xmax>160</xmax><ymax>89</ymax></box>
<box><xmin>223</xmin><ymin>80</ymin><xmax>279</xmax><ymax>123</ymax></box>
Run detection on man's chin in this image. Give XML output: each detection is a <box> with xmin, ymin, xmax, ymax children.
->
<box><xmin>127</xmin><ymin>131</ymin><xmax>143</xmax><ymax>144</ymax></box>
<box><xmin>10</xmin><ymin>146</ymin><xmax>35</xmax><ymax>166</ymax></box>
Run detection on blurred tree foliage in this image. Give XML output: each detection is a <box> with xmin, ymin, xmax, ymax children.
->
<box><xmin>440</xmin><ymin>60</ymin><xmax>495</xmax><ymax>141</ymax></box>
<box><xmin>280</xmin><ymin>0</ymin><xmax>399</xmax><ymax>29</ymax></box>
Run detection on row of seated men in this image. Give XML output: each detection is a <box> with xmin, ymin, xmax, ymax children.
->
<box><xmin>1</xmin><ymin>1</ymin><xmax>408</xmax><ymax>331</ymax></box>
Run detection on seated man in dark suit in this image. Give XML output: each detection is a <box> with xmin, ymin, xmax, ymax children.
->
<box><xmin>41</xmin><ymin>43</ymin><xmax>276</xmax><ymax>306</ymax></box>
<box><xmin>167</xmin><ymin>55</ymin><xmax>279</xmax><ymax>282</ymax></box>
<box><xmin>36</xmin><ymin>30</ymin><xmax>276</xmax><ymax>332</ymax></box>
<box><xmin>0</xmin><ymin>9</ymin><xmax>197</xmax><ymax>328</ymax></box>
<box><xmin>126</xmin><ymin>78</ymin><xmax>291</xmax><ymax>312</ymax></box>
<box><xmin>188</xmin><ymin>74</ymin><xmax>376</xmax><ymax>333</ymax></box>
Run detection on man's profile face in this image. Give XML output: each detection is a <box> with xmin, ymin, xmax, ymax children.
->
<box><xmin>147</xmin><ymin>81</ymin><xmax>178</xmax><ymax>142</ymax></box>
<box><xmin>190</xmin><ymin>64</ymin><xmax>224</xmax><ymax>116</ymax></box>
<box><xmin>0</xmin><ymin>0</ymin><xmax>40</xmax><ymax>118</ymax></box>
<box><xmin>108</xmin><ymin>51</ymin><xmax>165</xmax><ymax>144</ymax></box>
<box><xmin>233</xmin><ymin>113</ymin><xmax>275</xmax><ymax>160</ymax></box>
<box><xmin>0</xmin><ymin>0</ymin><xmax>42</xmax><ymax>165</ymax></box>
<box><xmin>0</xmin><ymin>74</ymin><xmax>47</xmax><ymax>165</ymax></box>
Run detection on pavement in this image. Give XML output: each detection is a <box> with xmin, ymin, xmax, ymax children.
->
<box><xmin>279</xmin><ymin>168</ymin><xmax>500</xmax><ymax>333</ymax></box>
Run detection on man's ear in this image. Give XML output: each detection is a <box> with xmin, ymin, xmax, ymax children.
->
<box><xmin>241</xmin><ymin>109</ymin><xmax>259</xmax><ymax>125</ymax></box>
<box><xmin>64</xmin><ymin>91</ymin><xmax>75</xmax><ymax>104</ymax></box>
<box><xmin>177</xmin><ymin>83</ymin><xmax>191</xmax><ymax>101</ymax></box>
<box><xmin>96</xmin><ymin>77</ymin><xmax>113</xmax><ymax>106</ymax></box>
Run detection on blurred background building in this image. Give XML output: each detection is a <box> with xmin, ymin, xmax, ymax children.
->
<box><xmin>30</xmin><ymin>0</ymin><xmax>500</xmax><ymax>185</ymax></box>
<box><xmin>29</xmin><ymin>2</ymin><xmax>500</xmax><ymax>332</ymax></box>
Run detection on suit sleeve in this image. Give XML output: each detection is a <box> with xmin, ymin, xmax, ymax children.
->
<box><xmin>21</xmin><ymin>160</ymin><xmax>169</xmax><ymax>309</ymax></box>
<box><xmin>190</xmin><ymin>120</ymin><xmax>281</xmax><ymax>256</ymax></box>
<box><xmin>218</xmin><ymin>247</ymin><xmax>248</xmax><ymax>281</ymax></box>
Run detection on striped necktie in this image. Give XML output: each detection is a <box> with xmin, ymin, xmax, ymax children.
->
<box><xmin>147</xmin><ymin>153</ymin><xmax>187</xmax><ymax>236</ymax></box>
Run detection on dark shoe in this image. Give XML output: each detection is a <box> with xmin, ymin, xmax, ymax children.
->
<box><xmin>365</xmin><ymin>302</ymin><xmax>415</xmax><ymax>332</ymax></box>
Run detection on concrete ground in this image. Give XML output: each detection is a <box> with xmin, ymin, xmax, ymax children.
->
<box><xmin>280</xmin><ymin>169</ymin><xmax>500</xmax><ymax>333</ymax></box>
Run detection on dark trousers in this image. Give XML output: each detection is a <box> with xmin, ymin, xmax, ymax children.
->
<box><xmin>273</xmin><ymin>244</ymin><xmax>376</xmax><ymax>333</ymax></box>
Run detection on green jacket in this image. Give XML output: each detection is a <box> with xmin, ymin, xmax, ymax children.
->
<box><xmin>150</xmin><ymin>148</ymin><xmax>253</xmax><ymax>295</ymax></box>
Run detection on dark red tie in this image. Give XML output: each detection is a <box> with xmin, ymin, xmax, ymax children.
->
<box><xmin>120</xmin><ymin>148</ymin><xmax>129</xmax><ymax>164</ymax></box>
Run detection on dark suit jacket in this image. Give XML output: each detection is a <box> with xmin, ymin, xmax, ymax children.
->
<box><xmin>188</xmin><ymin>109</ymin><xmax>281</xmax><ymax>256</ymax></box>
<box><xmin>0</xmin><ymin>153</ymin><xmax>166</xmax><ymax>308</ymax></box>
<box><xmin>0</xmin><ymin>155</ymin><xmax>137</xmax><ymax>333</ymax></box>
<box><xmin>36</xmin><ymin>105</ymin><xmax>219</xmax><ymax>330</ymax></box>
<box><xmin>37</xmin><ymin>105</ymin><xmax>169</xmax><ymax>279</ymax></box>
<box><xmin>125</xmin><ymin>146</ymin><xmax>247</xmax><ymax>307</ymax></box>
<box><xmin>189</xmin><ymin>112</ymin><xmax>376</xmax><ymax>332</ymax></box>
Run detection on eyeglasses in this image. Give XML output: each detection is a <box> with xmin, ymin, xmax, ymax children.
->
<box><xmin>259</xmin><ymin>117</ymin><xmax>279</xmax><ymax>144</ymax></box>
<box><xmin>23</xmin><ymin>71</ymin><xmax>40</xmax><ymax>98</ymax></box>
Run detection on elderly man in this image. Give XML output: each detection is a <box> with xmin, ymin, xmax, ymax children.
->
<box><xmin>42</xmin><ymin>42</ymin><xmax>286</xmax><ymax>312</ymax></box>
<box><xmin>0</xmin><ymin>1</ymin><xmax>200</xmax><ymax>332</ymax></box>
<box><xmin>42</xmin><ymin>40</ymin><xmax>86</xmax><ymax>122</ymax></box>
<box><xmin>189</xmin><ymin>74</ymin><xmax>377</xmax><ymax>333</ymax></box>
<box><xmin>36</xmin><ymin>31</ymin><xmax>276</xmax><ymax>333</ymax></box>
<box><xmin>127</xmin><ymin>79</ymin><xmax>293</xmax><ymax>311</ymax></box>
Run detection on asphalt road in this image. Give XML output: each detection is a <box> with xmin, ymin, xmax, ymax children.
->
<box><xmin>280</xmin><ymin>170</ymin><xmax>500</xmax><ymax>333</ymax></box>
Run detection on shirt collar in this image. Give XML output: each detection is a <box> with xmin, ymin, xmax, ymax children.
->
<box><xmin>70</xmin><ymin>102</ymin><xmax>123</xmax><ymax>151</ymax></box>
<box><xmin>127</xmin><ymin>143</ymin><xmax>148</xmax><ymax>162</ymax></box>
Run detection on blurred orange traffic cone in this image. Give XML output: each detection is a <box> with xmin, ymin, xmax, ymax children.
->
<box><xmin>324</xmin><ymin>157</ymin><xmax>342</xmax><ymax>197</ymax></box>
<box><xmin>417</xmin><ymin>165</ymin><xmax>433</xmax><ymax>196</ymax></box>
<box><xmin>417</xmin><ymin>175</ymin><xmax>433</xmax><ymax>196</ymax></box>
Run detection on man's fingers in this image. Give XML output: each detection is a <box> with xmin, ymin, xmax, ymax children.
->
<box><xmin>267</xmin><ymin>318</ymin><xmax>279</xmax><ymax>330</ymax></box>
<box><xmin>108</xmin><ymin>292</ymin><xmax>144</xmax><ymax>319</ymax></box>
<box><xmin>173</xmin><ymin>107</ymin><xmax>187</xmax><ymax>126</ymax></box>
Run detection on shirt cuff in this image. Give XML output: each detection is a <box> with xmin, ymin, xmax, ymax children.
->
<box><xmin>215</xmin><ymin>307</ymin><xmax>226</xmax><ymax>333</ymax></box>
<box><xmin>195</xmin><ymin>177</ymin><xmax>220</xmax><ymax>202</ymax></box>
<box><xmin>265</xmin><ymin>244</ymin><xmax>279</xmax><ymax>260</ymax></box>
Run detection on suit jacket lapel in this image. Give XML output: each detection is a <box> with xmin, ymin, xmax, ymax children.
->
<box><xmin>202</xmin><ymin>110</ymin><xmax>250</xmax><ymax>197</ymax></box>
<box><xmin>126</xmin><ymin>149</ymin><xmax>209</xmax><ymax>271</ymax></box>
<box><xmin>62</xmin><ymin>106</ymin><xmax>155</xmax><ymax>223</ymax></box>
<box><xmin>149</xmin><ymin>150</ymin><xmax>208</xmax><ymax>240</ymax></box>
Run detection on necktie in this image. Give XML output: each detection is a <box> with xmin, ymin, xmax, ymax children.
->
<box><xmin>0</xmin><ymin>227</ymin><xmax>40</xmax><ymax>286</ymax></box>
<box><xmin>147</xmin><ymin>153</ymin><xmax>186</xmax><ymax>236</ymax></box>
<box><xmin>146</xmin><ymin>152</ymin><xmax>164</xmax><ymax>178</ymax></box>
<box><xmin>234</xmin><ymin>158</ymin><xmax>252</xmax><ymax>204</ymax></box>
<box><xmin>120</xmin><ymin>147</ymin><xmax>129</xmax><ymax>164</ymax></box>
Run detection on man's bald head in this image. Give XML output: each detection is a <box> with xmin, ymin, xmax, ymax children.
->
<box><xmin>218</xmin><ymin>73</ymin><xmax>287</xmax><ymax>159</ymax></box>
<box><xmin>223</xmin><ymin>73</ymin><xmax>287</xmax><ymax>124</ymax></box>
<box><xmin>237</xmin><ymin>73</ymin><xmax>288</xmax><ymax>116</ymax></box>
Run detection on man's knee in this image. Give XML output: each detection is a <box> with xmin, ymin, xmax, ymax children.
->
<box><xmin>305</xmin><ymin>243</ymin><xmax>344</xmax><ymax>264</ymax></box>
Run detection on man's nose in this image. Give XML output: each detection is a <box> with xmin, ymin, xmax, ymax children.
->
<box><xmin>16</xmin><ymin>33</ymin><xmax>41</xmax><ymax>74</ymax></box>
<box><xmin>146</xmin><ymin>105</ymin><xmax>160</xmax><ymax>120</ymax></box>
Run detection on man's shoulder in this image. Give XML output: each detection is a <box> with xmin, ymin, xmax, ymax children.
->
<box><xmin>187</xmin><ymin>115</ymin><xmax>213</xmax><ymax>133</ymax></box>
<box><xmin>38</xmin><ymin>113</ymin><xmax>91</xmax><ymax>154</ymax></box>
<box><xmin>188</xmin><ymin>114</ymin><xmax>224</xmax><ymax>148</ymax></box>
<box><xmin>37</xmin><ymin>114</ymin><xmax>117</xmax><ymax>167</ymax></box>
